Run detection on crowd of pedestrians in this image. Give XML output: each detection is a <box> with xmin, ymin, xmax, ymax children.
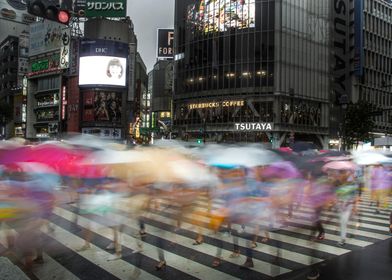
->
<box><xmin>1</xmin><ymin>137</ymin><xmax>392</xmax><ymax>279</ymax></box>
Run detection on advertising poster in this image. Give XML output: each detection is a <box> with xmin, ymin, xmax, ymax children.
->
<box><xmin>83</xmin><ymin>91</ymin><xmax>122</xmax><ymax>123</ymax></box>
<box><xmin>0</xmin><ymin>0</ymin><xmax>36</xmax><ymax>23</ymax></box>
<box><xmin>60</xmin><ymin>28</ymin><xmax>71</xmax><ymax>69</ymax></box>
<box><xmin>79</xmin><ymin>39</ymin><xmax>128</xmax><ymax>87</ymax></box>
<box><xmin>187</xmin><ymin>0</ymin><xmax>255</xmax><ymax>33</ymax></box>
<box><xmin>29</xmin><ymin>21</ymin><xmax>71</xmax><ymax>56</ymax></box>
<box><xmin>157</xmin><ymin>29</ymin><xmax>174</xmax><ymax>58</ymax></box>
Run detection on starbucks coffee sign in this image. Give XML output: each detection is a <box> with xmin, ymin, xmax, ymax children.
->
<box><xmin>234</xmin><ymin>123</ymin><xmax>274</xmax><ymax>131</ymax></box>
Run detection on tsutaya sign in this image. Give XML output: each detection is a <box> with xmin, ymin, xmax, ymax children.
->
<box><xmin>234</xmin><ymin>123</ymin><xmax>274</xmax><ymax>131</ymax></box>
<box><xmin>188</xmin><ymin>100</ymin><xmax>244</xmax><ymax>110</ymax></box>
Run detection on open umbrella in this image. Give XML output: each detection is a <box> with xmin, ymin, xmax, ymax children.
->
<box><xmin>322</xmin><ymin>160</ymin><xmax>357</xmax><ymax>172</ymax></box>
<box><xmin>262</xmin><ymin>161</ymin><xmax>301</xmax><ymax>179</ymax></box>
<box><xmin>353</xmin><ymin>151</ymin><xmax>392</xmax><ymax>166</ymax></box>
<box><xmin>200</xmin><ymin>145</ymin><xmax>282</xmax><ymax>168</ymax></box>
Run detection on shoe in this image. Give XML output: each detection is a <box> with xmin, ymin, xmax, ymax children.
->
<box><xmin>192</xmin><ymin>240</ymin><xmax>203</xmax><ymax>245</ymax></box>
<box><xmin>155</xmin><ymin>261</ymin><xmax>166</xmax><ymax>270</ymax></box>
<box><xmin>307</xmin><ymin>270</ymin><xmax>320</xmax><ymax>280</ymax></box>
<box><xmin>251</xmin><ymin>242</ymin><xmax>257</xmax><ymax>248</ymax></box>
<box><xmin>139</xmin><ymin>230</ymin><xmax>147</xmax><ymax>237</ymax></box>
<box><xmin>107</xmin><ymin>253</ymin><xmax>122</xmax><ymax>261</ymax></box>
<box><xmin>106</xmin><ymin>242</ymin><xmax>115</xmax><ymax>250</ymax></box>
<box><xmin>338</xmin><ymin>240</ymin><xmax>345</xmax><ymax>247</ymax></box>
<box><xmin>240</xmin><ymin>260</ymin><xmax>254</xmax><ymax>269</ymax></box>
<box><xmin>212</xmin><ymin>258</ymin><xmax>221</xmax><ymax>267</ymax></box>
<box><xmin>229</xmin><ymin>251</ymin><xmax>240</xmax><ymax>258</ymax></box>
<box><xmin>76</xmin><ymin>244</ymin><xmax>91</xmax><ymax>252</ymax></box>
<box><xmin>316</xmin><ymin>233</ymin><xmax>325</xmax><ymax>241</ymax></box>
<box><xmin>33</xmin><ymin>257</ymin><xmax>44</xmax><ymax>264</ymax></box>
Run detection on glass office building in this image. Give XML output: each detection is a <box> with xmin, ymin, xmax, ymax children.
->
<box><xmin>173</xmin><ymin>0</ymin><xmax>331</xmax><ymax>147</ymax></box>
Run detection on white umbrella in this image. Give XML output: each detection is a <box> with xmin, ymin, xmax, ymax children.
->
<box><xmin>353</xmin><ymin>151</ymin><xmax>392</xmax><ymax>165</ymax></box>
<box><xmin>199</xmin><ymin>145</ymin><xmax>282</xmax><ymax>168</ymax></box>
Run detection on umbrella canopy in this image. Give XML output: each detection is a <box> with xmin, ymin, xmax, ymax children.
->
<box><xmin>84</xmin><ymin>148</ymin><xmax>219</xmax><ymax>189</ymax></box>
<box><xmin>0</xmin><ymin>145</ymin><xmax>33</xmax><ymax>165</ymax></box>
<box><xmin>322</xmin><ymin>160</ymin><xmax>357</xmax><ymax>172</ymax></box>
<box><xmin>353</xmin><ymin>151</ymin><xmax>392</xmax><ymax>165</ymax></box>
<box><xmin>262</xmin><ymin>161</ymin><xmax>301</xmax><ymax>179</ymax></box>
<box><xmin>200</xmin><ymin>145</ymin><xmax>282</xmax><ymax>168</ymax></box>
<box><xmin>7</xmin><ymin>162</ymin><xmax>61</xmax><ymax>191</ymax></box>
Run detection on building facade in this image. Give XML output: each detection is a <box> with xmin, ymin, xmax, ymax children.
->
<box><xmin>173</xmin><ymin>0</ymin><xmax>331</xmax><ymax>147</ymax></box>
<box><xmin>25</xmin><ymin>20</ymin><xmax>71</xmax><ymax>140</ymax></box>
<box><xmin>0</xmin><ymin>33</ymin><xmax>29</xmax><ymax>139</ymax></box>
<box><xmin>150</xmin><ymin>60</ymin><xmax>173</xmax><ymax>135</ymax></box>
<box><xmin>354</xmin><ymin>0</ymin><xmax>392</xmax><ymax>136</ymax></box>
<box><xmin>78</xmin><ymin>18</ymin><xmax>142</xmax><ymax>142</ymax></box>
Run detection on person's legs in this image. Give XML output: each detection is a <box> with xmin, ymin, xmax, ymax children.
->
<box><xmin>241</xmin><ymin>237</ymin><xmax>254</xmax><ymax>268</ymax></box>
<box><xmin>339</xmin><ymin>205</ymin><xmax>352</xmax><ymax>245</ymax></box>
<box><xmin>213</xmin><ymin>229</ymin><xmax>223</xmax><ymax>267</ymax></box>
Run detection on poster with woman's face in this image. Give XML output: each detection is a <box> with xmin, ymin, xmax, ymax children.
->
<box><xmin>79</xmin><ymin>56</ymin><xmax>127</xmax><ymax>87</ymax></box>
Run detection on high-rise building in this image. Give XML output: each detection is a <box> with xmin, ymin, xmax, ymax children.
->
<box><xmin>353</xmin><ymin>0</ymin><xmax>392</xmax><ymax>136</ymax></box>
<box><xmin>79</xmin><ymin>17</ymin><xmax>145</xmax><ymax>142</ymax></box>
<box><xmin>25</xmin><ymin>20</ymin><xmax>71</xmax><ymax>140</ymax></box>
<box><xmin>0</xmin><ymin>33</ymin><xmax>29</xmax><ymax>139</ymax></box>
<box><xmin>150</xmin><ymin>60</ymin><xmax>173</xmax><ymax>136</ymax></box>
<box><xmin>173</xmin><ymin>0</ymin><xmax>331</xmax><ymax>147</ymax></box>
<box><xmin>0</xmin><ymin>1</ymin><xmax>34</xmax><ymax>139</ymax></box>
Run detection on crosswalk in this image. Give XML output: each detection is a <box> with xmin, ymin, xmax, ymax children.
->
<box><xmin>1</xmin><ymin>193</ymin><xmax>391</xmax><ymax>280</ymax></box>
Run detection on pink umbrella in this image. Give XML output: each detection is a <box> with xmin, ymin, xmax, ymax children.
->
<box><xmin>0</xmin><ymin>145</ymin><xmax>32</xmax><ymax>165</ymax></box>
<box><xmin>322</xmin><ymin>161</ymin><xmax>356</xmax><ymax>172</ymax></box>
<box><xmin>278</xmin><ymin>147</ymin><xmax>293</xmax><ymax>154</ymax></box>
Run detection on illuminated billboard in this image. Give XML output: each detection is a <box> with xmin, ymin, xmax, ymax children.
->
<box><xmin>83</xmin><ymin>91</ymin><xmax>122</xmax><ymax>123</ymax></box>
<box><xmin>79</xmin><ymin>39</ymin><xmax>128</xmax><ymax>87</ymax></box>
<box><xmin>187</xmin><ymin>0</ymin><xmax>255</xmax><ymax>33</ymax></box>
<box><xmin>157</xmin><ymin>29</ymin><xmax>174</xmax><ymax>59</ymax></box>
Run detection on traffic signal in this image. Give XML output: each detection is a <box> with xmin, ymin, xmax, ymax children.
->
<box><xmin>197</xmin><ymin>139</ymin><xmax>203</xmax><ymax>144</ymax></box>
<box><xmin>27</xmin><ymin>0</ymin><xmax>71</xmax><ymax>25</ymax></box>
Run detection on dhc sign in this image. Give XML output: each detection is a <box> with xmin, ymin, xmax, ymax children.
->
<box><xmin>234</xmin><ymin>123</ymin><xmax>274</xmax><ymax>131</ymax></box>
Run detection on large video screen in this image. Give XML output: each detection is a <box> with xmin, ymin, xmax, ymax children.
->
<box><xmin>79</xmin><ymin>39</ymin><xmax>128</xmax><ymax>87</ymax></box>
<box><xmin>79</xmin><ymin>56</ymin><xmax>127</xmax><ymax>87</ymax></box>
<box><xmin>187</xmin><ymin>0</ymin><xmax>255</xmax><ymax>33</ymax></box>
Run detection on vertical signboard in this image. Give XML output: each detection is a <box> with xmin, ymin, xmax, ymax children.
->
<box><xmin>332</xmin><ymin>0</ymin><xmax>353</xmax><ymax>100</ymax></box>
<box><xmin>354</xmin><ymin>0</ymin><xmax>364</xmax><ymax>76</ymax></box>
<box><xmin>157</xmin><ymin>29</ymin><xmax>174</xmax><ymax>59</ymax></box>
<box><xmin>128</xmin><ymin>43</ymin><xmax>136</xmax><ymax>101</ymax></box>
<box><xmin>60</xmin><ymin>27</ymin><xmax>71</xmax><ymax>69</ymax></box>
<box><xmin>331</xmin><ymin>0</ymin><xmax>354</xmax><ymax>137</ymax></box>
